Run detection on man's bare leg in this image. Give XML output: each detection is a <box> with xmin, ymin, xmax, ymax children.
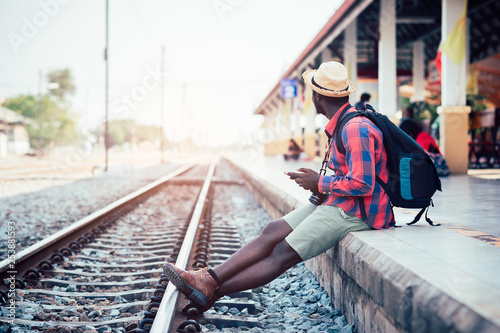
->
<box><xmin>212</xmin><ymin>218</ymin><xmax>293</xmax><ymax>282</ymax></box>
<box><xmin>216</xmin><ymin>238</ymin><xmax>302</xmax><ymax>296</ymax></box>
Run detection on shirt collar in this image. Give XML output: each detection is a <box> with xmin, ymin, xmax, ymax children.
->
<box><xmin>324</xmin><ymin>102</ymin><xmax>352</xmax><ymax>137</ymax></box>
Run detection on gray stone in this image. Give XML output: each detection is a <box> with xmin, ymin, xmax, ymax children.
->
<box><xmin>307</xmin><ymin>292</ymin><xmax>319</xmax><ymax>303</ymax></box>
<box><xmin>97</xmin><ymin>327</ymin><xmax>112</xmax><ymax>333</ymax></box>
<box><xmin>11</xmin><ymin>328</ymin><xmax>27</xmax><ymax>333</ymax></box>
<box><xmin>279</xmin><ymin>298</ymin><xmax>293</xmax><ymax>307</ymax></box>
<box><xmin>294</xmin><ymin>317</ymin><xmax>305</xmax><ymax>326</ymax></box>
<box><xmin>297</xmin><ymin>320</ymin><xmax>313</xmax><ymax>331</ymax></box>
<box><xmin>327</xmin><ymin>326</ymin><xmax>342</xmax><ymax>333</ymax></box>
<box><xmin>305</xmin><ymin>303</ymin><xmax>318</xmax><ymax>315</ymax></box>
<box><xmin>228</xmin><ymin>307</ymin><xmax>239</xmax><ymax>316</ymax></box>
<box><xmin>80</xmin><ymin>326</ymin><xmax>97</xmax><ymax>331</ymax></box>
<box><xmin>66</xmin><ymin>284</ymin><xmax>77</xmax><ymax>292</ymax></box>
<box><xmin>340</xmin><ymin>324</ymin><xmax>354</xmax><ymax>333</ymax></box>
<box><xmin>218</xmin><ymin>305</ymin><xmax>229</xmax><ymax>314</ymax></box>
<box><xmin>334</xmin><ymin>315</ymin><xmax>347</xmax><ymax>327</ymax></box>
<box><xmin>262</xmin><ymin>326</ymin><xmax>280</xmax><ymax>331</ymax></box>
<box><xmin>114</xmin><ymin>296</ymin><xmax>126</xmax><ymax>304</ymax></box>
<box><xmin>267</xmin><ymin>303</ymin><xmax>281</xmax><ymax>313</ymax></box>
<box><xmin>0</xmin><ymin>324</ymin><xmax>12</xmax><ymax>333</ymax></box>
<box><xmin>289</xmin><ymin>296</ymin><xmax>301</xmax><ymax>306</ymax></box>
<box><xmin>88</xmin><ymin>310</ymin><xmax>103</xmax><ymax>318</ymax></box>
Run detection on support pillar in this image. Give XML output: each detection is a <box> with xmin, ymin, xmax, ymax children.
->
<box><xmin>321</xmin><ymin>48</ymin><xmax>332</xmax><ymax>63</ymax></box>
<box><xmin>412</xmin><ymin>40</ymin><xmax>425</xmax><ymax>102</ymax></box>
<box><xmin>344</xmin><ymin>19</ymin><xmax>358</xmax><ymax>104</ymax></box>
<box><xmin>293</xmin><ymin>84</ymin><xmax>303</xmax><ymax>138</ymax></box>
<box><xmin>280</xmin><ymin>98</ymin><xmax>293</xmax><ymax>154</ymax></box>
<box><xmin>304</xmin><ymin>86</ymin><xmax>317</xmax><ymax>158</ymax></box>
<box><xmin>439</xmin><ymin>0</ymin><xmax>470</xmax><ymax>174</ymax></box>
<box><xmin>378</xmin><ymin>0</ymin><xmax>397</xmax><ymax>118</ymax></box>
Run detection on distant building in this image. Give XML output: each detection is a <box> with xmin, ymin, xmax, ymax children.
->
<box><xmin>0</xmin><ymin>106</ymin><xmax>30</xmax><ymax>158</ymax></box>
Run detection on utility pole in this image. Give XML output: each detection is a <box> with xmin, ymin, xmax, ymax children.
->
<box><xmin>104</xmin><ymin>0</ymin><xmax>109</xmax><ymax>172</ymax></box>
<box><xmin>37</xmin><ymin>70</ymin><xmax>42</xmax><ymax>152</ymax></box>
<box><xmin>181</xmin><ymin>82</ymin><xmax>187</xmax><ymax>152</ymax></box>
<box><xmin>160</xmin><ymin>45</ymin><xmax>165</xmax><ymax>163</ymax></box>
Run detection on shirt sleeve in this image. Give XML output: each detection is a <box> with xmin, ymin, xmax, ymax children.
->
<box><xmin>318</xmin><ymin>120</ymin><xmax>378</xmax><ymax>197</ymax></box>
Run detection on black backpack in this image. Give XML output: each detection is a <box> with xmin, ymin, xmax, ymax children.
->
<box><xmin>333</xmin><ymin>104</ymin><xmax>442</xmax><ymax>226</ymax></box>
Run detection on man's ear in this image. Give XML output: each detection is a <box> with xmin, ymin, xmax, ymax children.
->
<box><xmin>313</xmin><ymin>92</ymin><xmax>322</xmax><ymax>104</ymax></box>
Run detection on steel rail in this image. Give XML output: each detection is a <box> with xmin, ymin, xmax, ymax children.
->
<box><xmin>0</xmin><ymin>163</ymin><xmax>195</xmax><ymax>281</ymax></box>
<box><xmin>150</xmin><ymin>158</ymin><xmax>218</xmax><ymax>333</ymax></box>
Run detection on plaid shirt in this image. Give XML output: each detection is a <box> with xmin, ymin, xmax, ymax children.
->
<box><xmin>318</xmin><ymin>103</ymin><xmax>395</xmax><ymax>229</ymax></box>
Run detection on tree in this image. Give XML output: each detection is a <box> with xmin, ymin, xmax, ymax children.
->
<box><xmin>4</xmin><ymin>94</ymin><xmax>38</xmax><ymax>118</ymax></box>
<box><xmin>5</xmin><ymin>94</ymin><xmax>77</xmax><ymax>150</ymax></box>
<box><xmin>108</xmin><ymin>119</ymin><xmax>134</xmax><ymax>147</ymax></box>
<box><xmin>136</xmin><ymin>125</ymin><xmax>163</xmax><ymax>143</ymax></box>
<box><xmin>47</xmin><ymin>68</ymin><xmax>76</xmax><ymax>101</ymax></box>
<box><xmin>4</xmin><ymin>68</ymin><xmax>78</xmax><ymax>151</ymax></box>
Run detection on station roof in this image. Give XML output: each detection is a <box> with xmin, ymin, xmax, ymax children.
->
<box><xmin>255</xmin><ymin>0</ymin><xmax>500</xmax><ymax>115</ymax></box>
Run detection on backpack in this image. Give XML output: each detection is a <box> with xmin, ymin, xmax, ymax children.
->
<box><xmin>333</xmin><ymin>104</ymin><xmax>442</xmax><ymax>226</ymax></box>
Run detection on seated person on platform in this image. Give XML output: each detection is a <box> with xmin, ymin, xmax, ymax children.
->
<box><xmin>284</xmin><ymin>139</ymin><xmax>302</xmax><ymax>161</ymax></box>
<box><xmin>399</xmin><ymin>119</ymin><xmax>450</xmax><ymax>177</ymax></box>
<box><xmin>354</xmin><ymin>93</ymin><xmax>371</xmax><ymax>110</ymax></box>
<box><xmin>162</xmin><ymin>61</ymin><xmax>394</xmax><ymax>312</ymax></box>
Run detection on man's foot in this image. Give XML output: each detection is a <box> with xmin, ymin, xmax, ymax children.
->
<box><xmin>163</xmin><ymin>263</ymin><xmax>218</xmax><ymax>307</ymax></box>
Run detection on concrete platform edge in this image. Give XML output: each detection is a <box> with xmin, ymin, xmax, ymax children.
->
<box><xmin>223</xmin><ymin>157</ymin><xmax>500</xmax><ymax>333</ymax></box>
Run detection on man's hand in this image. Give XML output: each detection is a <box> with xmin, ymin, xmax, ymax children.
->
<box><xmin>285</xmin><ymin>168</ymin><xmax>321</xmax><ymax>192</ymax></box>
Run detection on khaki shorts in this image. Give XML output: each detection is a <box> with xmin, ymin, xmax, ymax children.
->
<box><xmin>283</xmin><ymin>203</ymin><xmax>372</xmax><ymax>261</ymax></box>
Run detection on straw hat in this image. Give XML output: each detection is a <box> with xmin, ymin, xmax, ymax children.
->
<box><xmin>302</xmin><ymin>61</ymin><xmax>355</xmax><ymax>97</ymax></box>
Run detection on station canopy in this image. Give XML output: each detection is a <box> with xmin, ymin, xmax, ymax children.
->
<box><xmin>255</xmin><ymin>0</ymin><xmax>500</xmax><ymax>114</ymax></box>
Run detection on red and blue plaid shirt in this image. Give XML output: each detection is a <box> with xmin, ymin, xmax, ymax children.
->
<box><xmin>318</xmin><ymin>103</ymin><xmax>395</xmax><ymax>229</ymax></box>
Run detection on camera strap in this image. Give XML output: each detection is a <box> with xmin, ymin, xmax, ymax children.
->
<box><xmin>320</xmin><ymin>104</ymin><xmax>353</xmax><ymax>176</ymax></box>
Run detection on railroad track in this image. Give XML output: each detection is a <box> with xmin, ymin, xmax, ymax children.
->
<box><xmin>1</xmin><ymin>159</ymin><xmax>266</xmax><ymax>332</ymax></box>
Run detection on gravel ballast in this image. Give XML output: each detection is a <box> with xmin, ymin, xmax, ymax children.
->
<box><xmin>0</xmin><ymin>163</ymin><xmax>181</xmax><ymax>259</ymax></box>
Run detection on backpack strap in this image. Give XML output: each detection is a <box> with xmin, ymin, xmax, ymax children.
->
<box><xmin>406</xmin><ymin>201</ymin><xmax>441</xmax><ymax>226</ymax></box>
<box><xmin>332</xmin><ymin>107</ymin><xmax>368</xmax><ymax>221</ymax></box>
<box><xmin>337</xmin><ymin>111</ymin><xmax>391</xmax><ymax>221</ymax></box>
<box><xmin>334</xmin><ymin>111</ymin><xmax>364</xmax><ymax>155</ymax></box>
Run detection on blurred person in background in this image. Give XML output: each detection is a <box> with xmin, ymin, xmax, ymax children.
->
<box><xmin>399</xmin><ymin>118</ymin><xmax>450</xmax><ymax>177</ymax></box>
<box><xmin>355</xmin><ymin>92</ymin><xmax>371</xmax><ymax>110</ymax></box>
<box><xmin>284</xmin><ymin>138</ymin><xmax>302</xmax><ymax>161</ymax></box>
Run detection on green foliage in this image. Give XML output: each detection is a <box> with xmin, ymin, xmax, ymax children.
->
<box><xmin>47</xmin><ymin>68</ymin><xmax>76</xmax><ymax>101</ymax></box>
<box><xmin>401</xmin><ymin>96</ymin><xmax>411</xmax><ymax>111</ymax></box>
<box><xmin>4</xmin><ymin>94</ymin><xmax>38</xmax><ymax>118</ymax></box>
<box><xmin>466</xmin><ymin>94</ymin><xmax>488</xmax><ymax>112</ymax></box>
<box><xmin>4</xmin><ymin>69</ymin><xmax>78</xmax><ymax>151</ymax></box>
<box><xmin>5</xmin><ymin>94</ymin><xmax>77</xmax><ymax>150</ymax></box>
<box><xmin>106</xmin><ymin>120</ymin><xmax>165</xmax><ymax>148</ymax></box>
<box><xmin>108</xmin><ymin>119</ymin><xmax>134</xmax><ymax>147</ymax></box>
<box><xmin>136</xmin><ymin>125</ymin><xmax>163</xmax><ymax>143</ymax></box>
<box><xmin>408</xmin><ymin>101</ymin><xmax>438</xmax><ymax>123</ymax></box>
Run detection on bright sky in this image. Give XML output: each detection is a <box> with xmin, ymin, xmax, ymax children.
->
<box><xmin>0</xmin><ymin>0</ymin><xmax>343</xmax><ymax>146</ymax></box>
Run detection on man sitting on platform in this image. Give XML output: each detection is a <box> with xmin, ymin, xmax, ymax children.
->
<box><xmin>163</xmin><ymin>61</ymin><xmax>395</xmax><ymax>311</ymax></box>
